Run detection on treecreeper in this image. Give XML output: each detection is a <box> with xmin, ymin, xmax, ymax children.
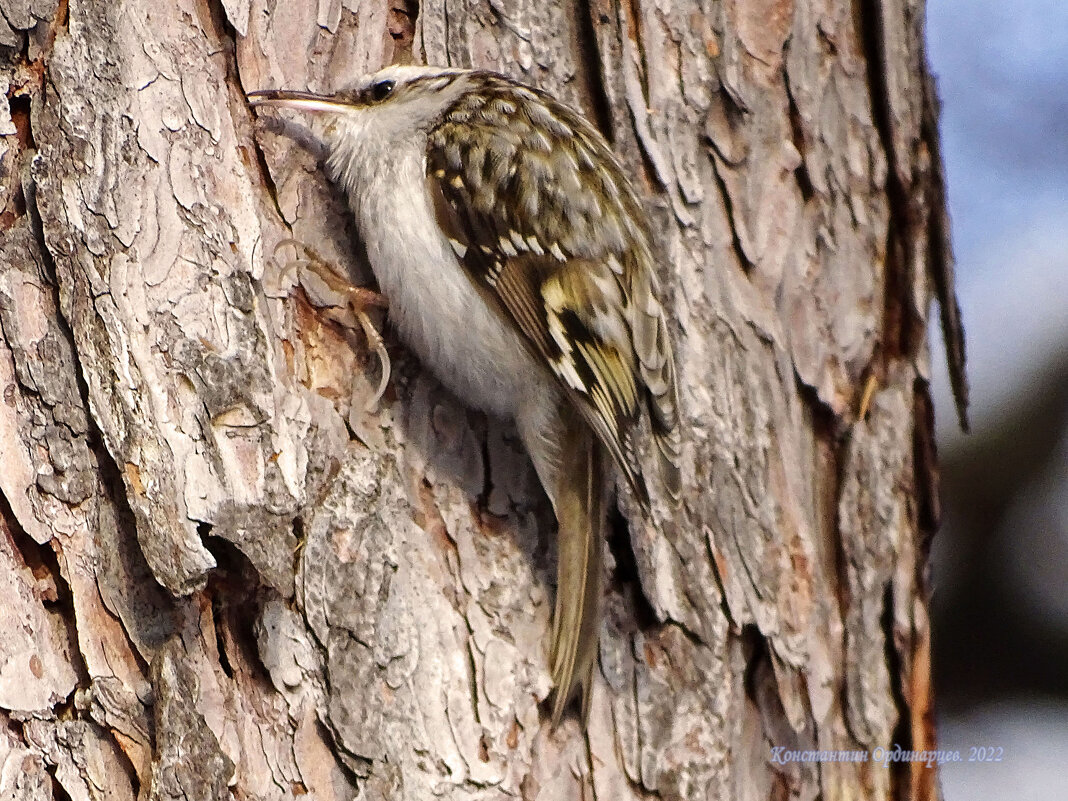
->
<box><xmin>249</xmin><ymin>65</ymin><xmax>682</xmax><ymax>727</ymax></box>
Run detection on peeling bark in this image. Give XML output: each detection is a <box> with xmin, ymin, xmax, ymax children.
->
<box><xmin>0</xmin><ymin>0</ymin><xmax>962</xmax><ymax>799</ymax></box>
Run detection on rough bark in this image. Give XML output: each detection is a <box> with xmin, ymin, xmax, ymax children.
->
<box><xmin>0</xmin><ymin>0</ymin><xmax>964</xmax><ymax>799</ymax></box>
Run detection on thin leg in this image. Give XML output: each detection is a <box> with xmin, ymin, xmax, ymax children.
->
<box><xmin>273</xmin><ymin>239</ymin><xmax>391</xmax><ymax>408</ymax></box>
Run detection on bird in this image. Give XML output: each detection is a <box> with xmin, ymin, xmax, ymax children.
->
<box><xmin>248</xmin><ymin>64</ymin><xmax>681</xmax><ymax>726</ymax></box>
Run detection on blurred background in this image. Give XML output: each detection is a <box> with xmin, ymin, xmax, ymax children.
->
<box><xmin>925</xmin><ymin>0</ymin><xmax>1068</xmax><ymax>797</ymax></box>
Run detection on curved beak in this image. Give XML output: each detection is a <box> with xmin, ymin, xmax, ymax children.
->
<box><xmin>247</xmin><ymin>90</ymin><xmax>346</xmax><ymax>114</ymax></box>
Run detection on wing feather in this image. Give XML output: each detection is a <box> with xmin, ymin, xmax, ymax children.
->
<box><xmin>426</xmin><ymin>73</ymin><xmax>681</xmax><ymax>506</ymax></box>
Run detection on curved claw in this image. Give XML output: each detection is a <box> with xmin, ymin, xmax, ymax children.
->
<box><xmin>272</xmin><ymin>238</ymin><xmax>391</xmax><ymax>410</ymax></box>
<box><xmin>355</xmin><ymin>311</ymin><xmax>391</xmax><ymax>410</ymax></box>
<box><xmin>272</xmin><ymin>238</ymin><xmax>319</xmax><ymax>286</ymax></box>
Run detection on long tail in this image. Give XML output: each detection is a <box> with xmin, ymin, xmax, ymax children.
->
<box><xmin>548</xmin><ymin>409</ymin><xmax>605</xmax><ymax>727</ymax></box>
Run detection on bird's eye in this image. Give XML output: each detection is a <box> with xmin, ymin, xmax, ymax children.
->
<box><xmin>369</xmin><ymin>80</ymin><xmax>395</xmax><ymax>102</ymax></box>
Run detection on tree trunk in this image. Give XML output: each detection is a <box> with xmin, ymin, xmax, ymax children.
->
<box><xmin>0</xmin><ymin>0</ymin><xmax>965</xmax><ymax>799</ymax></box>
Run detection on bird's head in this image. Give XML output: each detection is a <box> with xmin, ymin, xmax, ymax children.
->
<box><xmin>247</xmin><ymin>65</ymin><xmax>474</xmax><ymax>146</ymax></box>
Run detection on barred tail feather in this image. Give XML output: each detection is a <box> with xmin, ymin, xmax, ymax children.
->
<box><xmin>648</xmin><ymin>345</ymin><xmax>682</xmax><ymax>502</ymax></box>
<box><xmin>628</xmin><ymin>262</ymin><xmax>682</xmax><ymax>503</ymax></box>
<box><xmin>548</xmin><ymin>409</ymin><xmax>605</xmax><ymax>727</ymax></box>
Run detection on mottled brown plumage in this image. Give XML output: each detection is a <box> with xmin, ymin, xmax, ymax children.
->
<box><xmin>426</xmin><ymin>72</ymin><xmax>681</xmax><ymax>507</ymax></box>
<box><xmin>249</xmin><ymin>66</ymin><xmax>681</xmax><ymax>727</ymax></box>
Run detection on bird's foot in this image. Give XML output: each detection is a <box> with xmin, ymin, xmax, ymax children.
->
<box><xmin>273</xmin><ymin>239</ymin><xmax>391</xmax><ymax>409</ymax></box>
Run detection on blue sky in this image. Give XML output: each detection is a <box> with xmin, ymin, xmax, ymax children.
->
<box><xmin>930</xmin><ymin>1</ymin><xmax>1068</xmax><ymax>266</ymax></box>
<box><xmin>927</xmin><ymin>0</ymin><xmax>1068</xmax><ymax>438</ymax></box>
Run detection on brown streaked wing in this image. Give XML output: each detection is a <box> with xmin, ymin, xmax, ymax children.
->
<box><xmin>425</xmin><ymin>166</ymin><xmax>649</xmax><ymax>505</ymax></box>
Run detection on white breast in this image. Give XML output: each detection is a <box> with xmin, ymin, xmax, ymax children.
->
<box><xmin>325</xmin><ymin>123</ymin><xmax>545</xmax><ymax>421</ymax></box>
